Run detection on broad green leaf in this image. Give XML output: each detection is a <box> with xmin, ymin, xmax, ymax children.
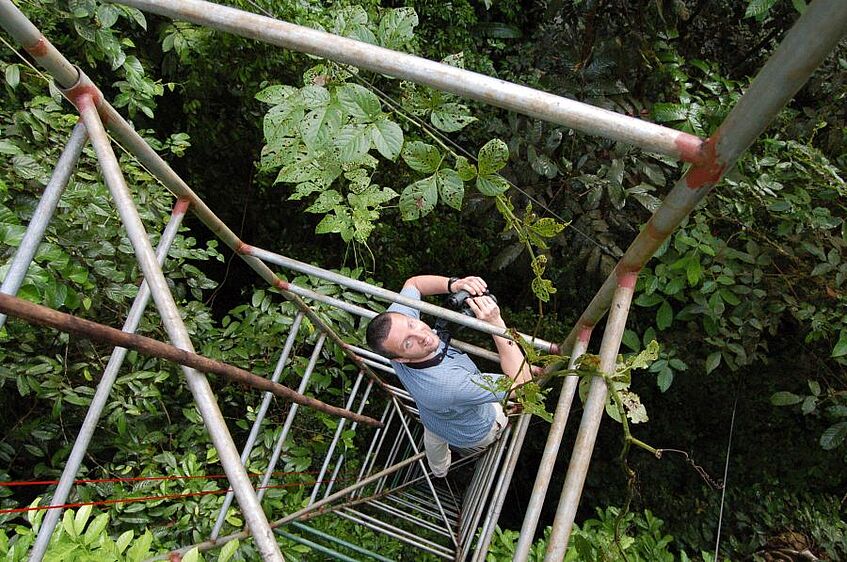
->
<box><xmin>402</xmin><ymin>141</ymin><xmax>441</xmax><ymax>174</ymax></box>
<box><xmin>63</xmin><ymin>510</ymin><xmax>78</xmax><ymax>539</ymax></box>
<box><xmin>656</xmin><ymin>300</ymin><xmax>673</xmax><ymax>330</ymax></box>
<box><xmin>300</xmin><ymin>104</ymin><xmax>342</xmax><ymax>150</ymax></box>
<box><xmin>832</xmin><ymin>330</ymin><xmax>847</xmax><ymax>358</ymax></box>
<box><xmin>820</xmin><ymin>421</ymin><xmax>847</xmax><ymax>450</ymax></box>
<box><xmin>74</xmin><ymin>504</ymin><xmax>92</xmax><ymax>535</ymax></box>
<box><xmin>96</xmin><ymin>4</ymin><xmax>120</xmax><ymax>28</ymax></box>
<box><xmin>335</xmin><ymin>124</ymin><xmax>371</xmax><ymax>162</ymax></box>
<box><xmin>455</xmin><ymin>155</ymin><xmax>477</xmax><ymax>181</ymax></box>
<box><xmin>315</xmin><ymin>212</ymin><xmax>350</xmax><ymax>236</ymax></box>
<box><xmin>770</xmin><ymin>391</ymin><xmax>802</xmax><ymax>406</ymax></box>
<box><xmin>477</xmin><ymin>139</ymin><xmax>509</xmax><ymax>175</ymax></box>
<box><xmin>264</xmin><ymin>102</ymin><xmax>305</xmax><ymax>145</ymax></box>
<box><xmin>657</xmin><ymin>368</ymin><xmax>673</xmax><ymax>392</ymax></box>
<box><xmin>531</xmin><ymin>217</ymin><xmax>565</xmax><ymax>238</ymax></box>
<box><xmin>399</xmin><ymin>176</ymin><xmax>437</xmax><ymax>220</ymax></box>
<box><xmin>622</xmin><ymin>329</ymin><xmax>640</xmax><ymax>352</ymax></box>
<box><xmin>116</xmin><ymin>530</ymin><xmax>134</xmax><ymax>554</ymax></box>
<box><xmin>255</xmin><ymin>84</ymin><xmax>299</xmax><ymax>105</ymax></box>
<box><xmin>706</xmin><ymin>351</ymin><xmax>723</xmax><ymax>375</ymax></box>
<box><xmin>183</xmin><ymin>547</ymin><xmax>202</xmax><ymax>562</ymax></box>
<box><xmin>652</xmin><ymin>102</ymin><xmax>688</xmax><ymax>123</ymax></box>
<box><xmin>337</xmin><ymin>83</ymin><xmax>382</xmax><ymax>121</ymax></box>
<box><xmin>5</xmin><ymin>64</ymin><xmax>20</xmax><ymax>88</ymax></box>
<box><xmin>301</xmin><ymin>85</ymin><xmax>330</xmax><ymax>109</ymax></box>
<box><xmin>370</xmin><ymin>119</ymin><xmax>403</xmax><ymax>160</ymax></box>
<box><xmin>431</xmin><ymin>103</ymin><xmax>477</xmax><ymax>132</ymax></box>
<box><xmin>378</xmin><ymin>7</ymin><xmax>418</xmax><ymax>49</ymax></box>
<box><xmin>435</xmin><ymin>168</ymin><xmax>464</xmax><ymax>210</ymax></box>
<box><xmin>476</xmin><ymin>174</ymin><xmax>510</xmax><ymax>196</ymax></box>
<box><xmin>306</xmin><ymin>190</ymin><xmax>343</xmax><ymax>214</ymax></box>
<box><xmin>83</xmin><ymin>513</ymin><xmax>109</xmax><ymax>545</ymax></box>
<box><xmin>348</xmin><ymin>186</ymin><xmax>397</xmax><ymax>209</ymax></box>
<box><xmin>219</xmin><ymin>539</ymin><xmax>240</xmax><ymax>562</ymax></box>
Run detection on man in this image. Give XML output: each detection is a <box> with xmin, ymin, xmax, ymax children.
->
<box><xmin>366</xmin><ymin>274</ymin><xmax>532</xmax><ymax>477</ymax></box>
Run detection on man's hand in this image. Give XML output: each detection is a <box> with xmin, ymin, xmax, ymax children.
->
<box><xmin>451</xmin><ymin>276</ymin><xmax>487</xmax><ymax>295</ymax></box>
<box><xmin>467</xmin><ymin>296</ymin><xmax>505</xmax><ymax>328</ymax></box>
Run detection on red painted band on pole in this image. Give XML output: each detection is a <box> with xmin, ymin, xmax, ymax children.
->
<box><xmin>61</xmin><ymin>72</ymin><xmax>103</xmax><ymax>113</ymax></box>
<box><xmin>273</xmin><ymin>277</ymin><xmax>290</xmax><ymax>291</ymax></box>
<box><xmin>617</xmin><ymin>270</ymin><xmax>639</xmax><ymax>290</ymax></box>
<box><xmin>577</xmin><ymin>325</ymin><xmax>593</xmax><ymax>344</ymax></box>
<box><xmin>24</xmin><ymin>35</ymin><xmax>49</xmax><ymax>57</ymax></box>
<box><xmin>685</xmin><ymin>135</ymin><xmax>725</xmax><ymax>189</ymax></box>
<box><xmin>173</xmin><ymin>197</ymin><xmax>191</xmax><ymax>215</ymax></box>
<box><xmin>673</xmin><ymin>134</ymin><xmax>708</xmax><ymax>166</ymax></box>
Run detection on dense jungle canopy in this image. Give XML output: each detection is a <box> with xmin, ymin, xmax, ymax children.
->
<box><xmin>1</xmin><ymin>0</ymin><xmax>846</xmax><ymax>560</ymax></box>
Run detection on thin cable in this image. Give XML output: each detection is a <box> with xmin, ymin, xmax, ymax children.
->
<box><xmin>714</xmin><ymin>386</ymin><xmax>740</xmax><ymax>560</ymax></box>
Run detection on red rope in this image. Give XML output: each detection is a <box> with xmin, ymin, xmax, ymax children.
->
<box><xmin>0</xmin><ymin>476</ymin><xmax>354</xmax><ymax>515</ymax></box>
<box><xmin>0</xmin><ymin>469</ymin><xmax>323</xmax><ymax>488</ymax></box>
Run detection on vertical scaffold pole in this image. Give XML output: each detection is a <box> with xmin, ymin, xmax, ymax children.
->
<box><xmin>543</xmin><ymin>0</ymin><xmax>847</xmax><ymax>555</ymax></box>
<box><xmin>210</xmin><ymin>312</ymin><xmax>304</xmax><ymax>539</ymax></box>
<box><xmin>513</xmin><ymin>328</ymin><xmax>591</xmax><ymax>561</ymax></box>
<box><xmin>544</xmin><ymin>273</ymin><xmax>637</xmax><ymax>561</ymax></box>
<box><xmin>256</xmin><ymin>334</ymin><xmax>327</xmax><ymax>502</ymax></box>
<box><xmin>0</xmin><ymin>123</ymin><xmax>86</xmax><ymax>330</ymax></box>
<box><xmin>28</xmin><ymin>197</ymin><xmax>189</xmax><ymax>562</ymax></box>
<box><xmin>75</xmin><ymin>96</ymin><xmax>284</xmax><ymax>561</ymax></box>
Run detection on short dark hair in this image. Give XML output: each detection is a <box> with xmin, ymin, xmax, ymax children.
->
<box><xmin>366</xmin><ymin>312</ymin><xmax>398</xmax><ymax>359</ymax></box>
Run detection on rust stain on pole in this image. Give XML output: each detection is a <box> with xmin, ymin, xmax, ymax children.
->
<box><xmin>0</xmin><ymin>293</ymin><xmax>382</xmax><ymax>428</ymax></box>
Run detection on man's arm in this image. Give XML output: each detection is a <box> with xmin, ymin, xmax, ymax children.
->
<box><xmin>467</xmin><ymin>296</ymin><xmax>532</xmax><ymax>390</ymax></box>
<box><xmin>403</xmin><ymin>275</ymin><xmax>488</xmax><ymax>297</ymax></box>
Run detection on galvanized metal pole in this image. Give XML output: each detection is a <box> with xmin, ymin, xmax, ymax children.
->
<box><xmin>542</xmin><ymin>5</ymin><xmax>847</xmax><ymax>551</ymax></box>
<box><xmin>210</xmin><ymin>312</ymin><xmax>305</xmax><ymax>539</ymax></box>
<box><xmin>75</xmin><ymin>97</ymin><xmax>284</xmax><ymax>561</ymax></box>
<box><xmin>247</xmin><ymin>246</ymin><xmax>558</xmax><ymax>353</ymax></box>
<box><xmin>556</xmin><ymin>0</ymin><xmax>847</xmax><ymax>356</ymax></box>
<box><xmin>513</xmin><ymin>330</ymin><xmax>591</xmax><ymax>561</ymax></box>
<box><xmin>257</xmin><ymin>335</ymin><xmax>327</xmax><ymax>502</ymax></box>
<box><xmin>151</xmin><ymin>452</ymin><xmax>427</xmax><ymax>561</ymax></box>
<box><xmin>0</xmin><ymin>123</ymin><xmax>86</xmax><ymax>331</ymax></box>
<box><xmin>115</xmin><ymin>0</ymin><xmax>706</xmax><ymax>164</ymax></box>
<box><xmin>544</xmin><ymin>273</ymin><xmax>637</xmax><ymax>561</ymax></box>
<box><xmin>28</xmin><ymin>198</ymin><xmax>188</xmax><ymax>562</ymax></box>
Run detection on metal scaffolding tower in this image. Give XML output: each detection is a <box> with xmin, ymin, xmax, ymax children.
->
<box><xmin>1</xmin><ymin>0</ymin><xmax>845</xmax><ymax>560</ymax></box>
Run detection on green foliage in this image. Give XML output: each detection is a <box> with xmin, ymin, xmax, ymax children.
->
<box><xmin>1</xmin><ymin>504</ymin><xmax>154</xmax><ymax>561</ymax></box>
<box><xmin>485</xmin><ymin>508</ymin><xmax>691</xmax><ymax>561</ymax></box>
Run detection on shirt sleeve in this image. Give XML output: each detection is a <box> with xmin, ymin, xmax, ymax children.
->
<box><xmin>387</xmin><ymin>285</ymin><xmax>422</xmax><ymax>319</ymax></box>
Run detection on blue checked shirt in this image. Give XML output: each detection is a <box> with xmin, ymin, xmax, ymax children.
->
<box><xmin>388</xmin><ymin>287</ymin><xmax>507</xmax><ymax>448</ymax></box>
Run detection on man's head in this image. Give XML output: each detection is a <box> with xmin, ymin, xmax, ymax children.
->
<box><xmin>366</xmin><ymin>312</ymin><xmax>440</xmax><ymax>363</ymax></box>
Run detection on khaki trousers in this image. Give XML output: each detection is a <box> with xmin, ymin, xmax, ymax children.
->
<box><xmin>423</xmin><ymin>403</ymin><xmax>508</xmax><ymax>478</ymax></box>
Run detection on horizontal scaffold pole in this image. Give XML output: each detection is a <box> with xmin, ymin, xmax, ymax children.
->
<box><xmin>0</xmin><ymin>293</ymin><xmax>382</xmax><ymax>428</ymax></box>
<box><xmin>114</xmin><ymin>0</ymin><xmax>707</xmax><ymax>164</ymax></box>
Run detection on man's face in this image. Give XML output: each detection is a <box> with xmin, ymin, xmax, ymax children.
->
<box><xmin>383</xmin><ymin>313</ymin><xmax>440</xmax><ymax>362</ymax></box>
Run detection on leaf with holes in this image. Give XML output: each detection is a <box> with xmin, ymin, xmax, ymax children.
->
<box><xmin>337</xmin><ymin>83</ymin><xmax>382</xmax><ymax>121</ymax></box>
<box><xmin>455</xmin><ymin>155</ymin><xmax>477</xmax><ymax>181</ymax></box>
<box><xmin>369</xmin><ymin>119</ymin><xmax>403</xmax><ymax>160</ymax></box>
<box><xmin>402</xmin><ymin>141</ymin><xmax>441</xmax><ymax>174</ymax></box>
<box><xmin>335</xmin><ymin>124</ymin><xmax>372</xmax><ymax>162</ymax></box>
<box><xmin>436</xmin><ymin>168</ymin><xmax>464</xmax><ymax>210</ymax></box>
<box><xmin>476</xmin><ymin>174</ymin><xmax>509</xmax><ymax>196</ymax></box>
<box><xmin>399</xmin><ymin>176</ymin><xmax>437</xmax><ymax>220</ymax></box>
<box><xmin>477</xmin><ymin>139</ymin><xmax>509</xmax><ymax>175</ymax></box>
<box><xmin>431</xmin><ymin>103</ymin><xmax>477</xmax><ymax>132</ymax></box>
